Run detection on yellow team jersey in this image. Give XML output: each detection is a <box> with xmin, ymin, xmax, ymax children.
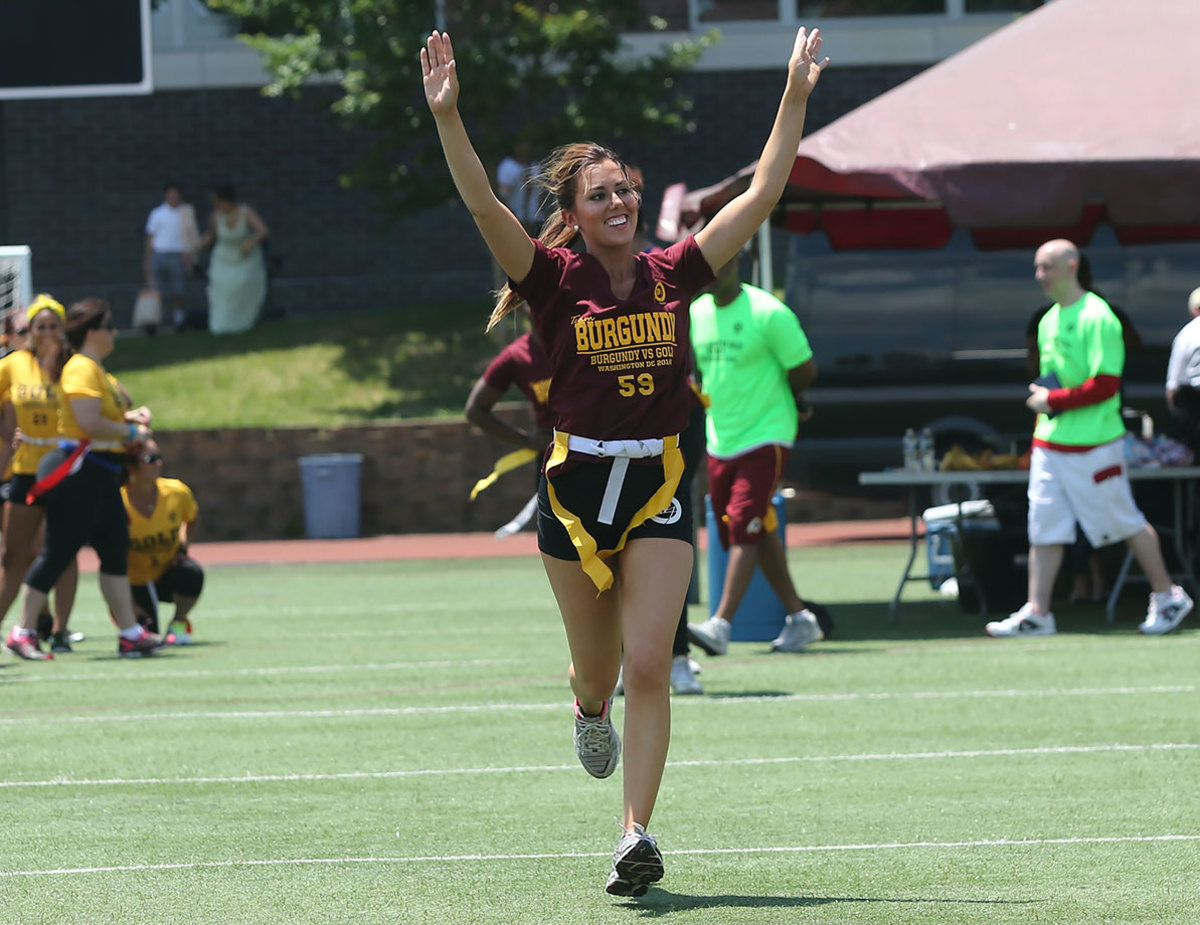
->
<box><xmin>107</xmin><ymin>372</ymin><xmax>133</xmax><ymax>410</ymax></box>
<box><xmin>0</xmin><ymin>350</ymin><xmax>61</xmax><ymax>475</ymax></box>
<box><xmin>59</xmin><ymin>355</ymin><xmax>127</xmax><ymax>441</ymax></box>
<box><xmin>123</xmin><ymin>478</ymin><xmax>199</xmax><ymax>586</ymax></box>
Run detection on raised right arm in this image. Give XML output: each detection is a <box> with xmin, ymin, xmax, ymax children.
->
<box><xmin>422</xmin><ymin>31</ymin><xmax>534</xmax><ymax>284</ymax></box>
<box><xmin>695</xmin><ymin>27</ymin><xmax>828</xmax><ymax>273</ymax></box>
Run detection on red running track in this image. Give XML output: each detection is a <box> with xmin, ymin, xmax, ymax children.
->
<box><xmin>77</xmin><ymin>518</ymin><xmax>911</xmax><ymax>571</ymax></box>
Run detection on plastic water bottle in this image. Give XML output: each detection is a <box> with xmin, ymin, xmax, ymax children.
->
<box><xmin>918</xmin><ymin>428</ymin><xmax>936</xmax><ymax>471</ymax></box>
<box><xmin>902</xmin><ymin>428</ymin><xmax>918</xmax><ymax>470</ymax></box>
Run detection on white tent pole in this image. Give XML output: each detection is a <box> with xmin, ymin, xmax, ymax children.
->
<box><xmin>757</xmin><ymin>220</ymin><xmax>773</xmax><ymax>290</ymax></box>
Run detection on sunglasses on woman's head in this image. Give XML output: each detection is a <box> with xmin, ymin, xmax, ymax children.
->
<box><xmin>142</xmin><ymin>452</ymin><xmax>163</xmax><ymax>464</ymax></box>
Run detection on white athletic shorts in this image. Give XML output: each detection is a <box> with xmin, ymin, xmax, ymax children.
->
<box><xmin>1027</xmin><ymin>440</ymin><xmax>1147</xmax><ymax>547</ymax></box>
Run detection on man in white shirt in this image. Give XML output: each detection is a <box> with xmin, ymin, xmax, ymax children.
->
<box><xmin>143</xmin><ymin>182</ymin><xmax>198</xmax><ymax>331</ymax></box>
<box><xmin>1165</xmin><ymin>285</ymin><xmax>1200</xmax><ymax>452</ymax></box>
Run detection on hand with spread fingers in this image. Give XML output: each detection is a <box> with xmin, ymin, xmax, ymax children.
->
<box><xmin>421</xmin><ymin>31</ymin><xmax>460</xmax><ymax>115</ymax></box>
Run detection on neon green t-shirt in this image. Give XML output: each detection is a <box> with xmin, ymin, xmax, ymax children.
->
<box><xmin>690</xmin><ymin>283</ymin><xmax>813</xmax><ymax>458</ymax></box>
<box><xmin>1033</xmin><ymin>291</ymin><xmax>1125</xmax><ymax>447</ymax></box>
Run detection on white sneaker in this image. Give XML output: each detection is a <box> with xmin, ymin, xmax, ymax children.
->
<box><xmin>770</xmin><ymin>610</ymin><xmax>824</xmax><ymax>653</ymax></box>
<box><xmin>573</xmin><ymin>699</ymin><xmax>621</xmax><ymax>779</ymax></box>
<box><xmin>605</xmin><ymin>823</ymin><xmax>664</xmax><ymax>897</ymax></box>
<box><xmin>687</xmin><ymin>616</ymin><xmax>731</xmax><ymax>656</ymax></box>
<box><xmin>986</xmin><ymin>603</ymin><xmax>1057</xmax><ymax>638</ymax></box>
<box><xmin>1139</xmin><ymin>586</ymin><xmax>1193</xmax><ymax>635</ymax></box>
<box><xmin>669</xmin><ymin>655</ymin><xmax>702</xmax><ymax>695</ymax></box>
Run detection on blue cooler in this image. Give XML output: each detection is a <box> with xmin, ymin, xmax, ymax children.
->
<box><xmin>921</xmin><ymin>499</ymin><xmax>995</xmax><ymax>592</ymax></box>
<box><xmin>705</xmin><ymin>493</ymin><xmax>788</xmax><ymax>642</ymax></box>
<box><xmin>925</xmin><ymin>520</ymin><xmax>957</xmax><ymax>590</ymax></box>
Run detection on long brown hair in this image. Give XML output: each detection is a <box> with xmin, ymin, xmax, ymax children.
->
<box><xmin>487</xmin><ymin>141</ymin><xmax>640</xmax><ymax>331</ymax></box>
<box><xmin>65</xmin><ymin>298</ymin><xmax>111</xmax><ymax>350</ymax></box>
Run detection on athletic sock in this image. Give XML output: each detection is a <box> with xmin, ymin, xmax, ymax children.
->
<box><xmin>119</xmin><ymin>625</ymin><xmax>145</xmax><ymax>640</ymax></box>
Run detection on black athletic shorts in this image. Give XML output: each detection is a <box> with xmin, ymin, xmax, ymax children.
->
<box><xmin>131</xmin><ymin>556</ymin><xmax>205</xmax><ymax>632</ymax></box>
<box><xmin>537</xmin><ymin>459</ymin><xmax>693</xmax><ymax>562</ymax></box>
<box><xmin>4</xmin><ymin>473</ymin><xmax>37</xmax><ymax>506</ymax></box>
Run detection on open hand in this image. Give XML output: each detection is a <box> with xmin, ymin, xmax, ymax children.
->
<box><xmin>788</xmin><ymin>26</ymin><xmax>829</xmax><ymax>98</ymax></box>
<box><xmin>421</xmin><ymin>31</ymin><xmax>459</xmax><ymax>115</ymax></box>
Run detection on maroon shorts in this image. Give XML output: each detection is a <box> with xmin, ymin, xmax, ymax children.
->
<box><xmin>707</xmin><ymin>444</ymin><xmax>788</xmax><ymax>548</ymax></box>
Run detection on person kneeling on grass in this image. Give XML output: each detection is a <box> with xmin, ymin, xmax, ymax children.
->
<box><xmin>121</xmin><ymin>440</ymin><xmax>203</xmax><ymax>644</ymax></box>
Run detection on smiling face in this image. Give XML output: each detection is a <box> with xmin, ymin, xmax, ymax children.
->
<box><xmin>561</xmin><ymin>159</ymin><xmax>639</xmax><ymax>249</ymax></box>
<box><xmin>28</xmin><ymin>307</ymin><xmax>64</xmax><ymax>353</ymax></box>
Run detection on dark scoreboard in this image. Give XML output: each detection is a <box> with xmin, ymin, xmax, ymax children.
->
<box><xmin>0</xmin><ymin>0</ymin><xmax>152</xmax><ymax>99</ymax></box>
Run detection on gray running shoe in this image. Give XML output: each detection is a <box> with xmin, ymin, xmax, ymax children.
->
<box><xmin>687</xmin><ymin>616</ymin><xmax>731</xmax><ymax>656</ymax></box>
<box><xmin>573</xmin><ymin>699</ymin><xmax>620</xmax><ymax>779</ymax></box>
<box><xmin>605</xmin><ymin>823</ymin><xmax>664</xmax><ymax>897</ymax></box>
<box><xmin>770</xmin><ymin>609</ymin><xmax>824</xmax><ymax>652</ymax></box>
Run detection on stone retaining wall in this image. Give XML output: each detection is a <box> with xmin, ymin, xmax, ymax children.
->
<box><xmin>154</xmin><ymin>406</ymin><xmax>541</xmax><ymax>541</ymax></box>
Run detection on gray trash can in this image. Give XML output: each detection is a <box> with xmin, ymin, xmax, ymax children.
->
<box><xmin>299</xmin><ymin>453</ymin><xmax>363</xmax><ymax>539</ymax></box>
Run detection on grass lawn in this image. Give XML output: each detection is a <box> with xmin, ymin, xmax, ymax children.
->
<box><xmin>2</xmin><ymin>541</ymin><xmax>1197</xmax><ymax>924</ymax></box>
<box><xmin>107</xmin><ymin>301</ymin><xmax>501</xmax><ymax>430</ymax></box>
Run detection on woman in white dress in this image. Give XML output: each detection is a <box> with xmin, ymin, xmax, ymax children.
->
<box><xmin>198</xmin><ymin>185</ymin><xmax>269</xmax><ymax>334</ymax></box>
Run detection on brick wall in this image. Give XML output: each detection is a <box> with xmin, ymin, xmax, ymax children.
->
<box><xmin>153</xmin><ymin>406</ymin><xmax>542</xmax><ymax>541</ymax></box>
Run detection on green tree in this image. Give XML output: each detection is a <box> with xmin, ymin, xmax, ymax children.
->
<box><xmin>206</xmin><ymin>0</ymin><xmax>714</xmax><ymax>216</ymax></box>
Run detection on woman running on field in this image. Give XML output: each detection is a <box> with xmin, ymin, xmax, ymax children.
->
<box><xmin>421</xmin><ymin>26</ymin><xmax>827</xmax><ymax>897</ymax></box>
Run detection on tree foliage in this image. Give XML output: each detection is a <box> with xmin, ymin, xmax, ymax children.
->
<box><xmin>205</xmin><ymin>0</ymin><xmax>714</xmax><ymax>217</ymax></box>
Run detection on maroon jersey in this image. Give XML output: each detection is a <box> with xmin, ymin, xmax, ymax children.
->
<box><xmin>482</xmin><ymin>332</ymin><xmax>555</xmax><ymax>431</ymax></box>
<box><xmin>514</xmin><ymin>235</ymin><xmax>713</xmax><ymax>441</ymax></box>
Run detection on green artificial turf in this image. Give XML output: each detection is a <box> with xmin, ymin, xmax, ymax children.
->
<box><xmin>2</xmin><ymin>543</ymin><xmax>1196</xmax><ymax>924</ymax></box>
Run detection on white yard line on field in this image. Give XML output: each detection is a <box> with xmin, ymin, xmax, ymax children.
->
<box><xmin>1</xmin><ymin>657</ymin><xmax>539</xmax><ymax>684</ymax></box>
<box><xmin>1</xmin><ymin>834</ymin><xmax>1197</xmax><ymax>878</ymax></box>
<box><xmin>1</xmin><ymin>742</ymin><xmax>1195</xmax><ymax>789</ymax></box>
<box><xmin>0</xmin><ymin>684</ymin><xmax>1194</xmax><ymax>725</ymax></box>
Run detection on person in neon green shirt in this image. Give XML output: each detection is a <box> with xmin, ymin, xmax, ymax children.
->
<box><xmin>986</xmin><ymin>239</ymin><xmax>1192</xmax><ymax>638</ymax></box>
<box><xmin>687</xmin><ymin>256</ymin><xmax>831</xmax><ymax>656</ymax></box>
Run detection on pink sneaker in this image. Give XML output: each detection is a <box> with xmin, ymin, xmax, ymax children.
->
<box><xmin>5</xmin><ymin>629</ymin><xmax>53</xmax><ymax>660</ymax></box>
<box><xmin>118</xmin><ymin>628</ymin><xmax>164</xmax><ymax>658</ymax></box>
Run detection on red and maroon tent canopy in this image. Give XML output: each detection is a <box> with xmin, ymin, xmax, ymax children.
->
<box><xmin>671</xmin><ymin>0</ymin><xmax>1200</xmax><ymax>251</ymax></box>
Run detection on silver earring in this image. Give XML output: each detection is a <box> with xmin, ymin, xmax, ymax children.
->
<box><xmin>572</xmin><ymin>224</ymin><xmax>579</xmax><ymax>231</ymax></box>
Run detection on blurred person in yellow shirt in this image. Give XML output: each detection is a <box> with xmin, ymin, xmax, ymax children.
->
<box><xmin>122</xmin><ymin>439</ymin><xmax>203</xmax><ymax>644</ymax></box>
<box><xmin>6</xmin><ymin>298</ymin><xmax>162</xmax><ymax>660</ymax></box>
<box><xmin>0</xmin><ymin>295</ymin><xmax>79</xmax><ymax>653</ymax></box>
